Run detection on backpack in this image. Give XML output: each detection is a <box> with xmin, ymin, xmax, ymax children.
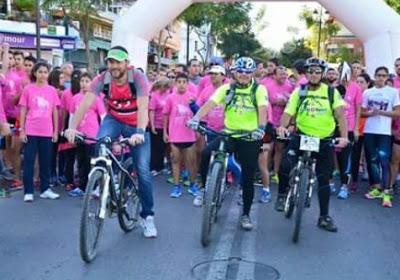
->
<box><xmin>102</xmin><ymin>68</ymin><xmax>137</xmax><ymax>99</ymax></box>
<box><xmin>225</xmin><ymin>82</ymin><xmax>259</xmax><ymax>112</ymax></box>
<box><xmin>296</xmin><ymin>83</ymin><xmax>336</xmax><ymax>116</ymax></box>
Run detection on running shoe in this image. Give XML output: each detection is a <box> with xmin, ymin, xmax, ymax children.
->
<box><xmin>271</xmin><ymin>174</ymin><xmax>279</xmax><ymax>184</ymax></box>
<box><xmin>259</xmin><ymin>188</ymin><xmax>271</xmax><ymax>203</ymax></box>
<box><xmin>382</xmin><ymin>192</ymin><xmax>393</xmax><ymax>208</ymax></box>
<box><xmin>188</xmin><ymin>183</ymin><xmax>200</xmax><ymax>196</ymax></box>
<box><xmin>170</xmin><ymin>185</ymin><xmax>182</xmax><ymax>198</ymax></box>
<box><xmin>365</xmin><ymin>188</ymin><xmax>383</xmax><ymax>199</ymax></box>
<box><xmin>317</xmin><ymin>216</ymin><xmax>338</xmax><ymax>232</ymax></box>
<box><xmin>337</xmin><ymin>186</ymin><xmax>349</xmax><ymax>200</ymax></box>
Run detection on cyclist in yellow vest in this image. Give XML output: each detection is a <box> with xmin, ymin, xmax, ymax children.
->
<box><xmin>276</xmin><ymin>57</ymin><xmax>349</xmax><ymax>233</ymax></box>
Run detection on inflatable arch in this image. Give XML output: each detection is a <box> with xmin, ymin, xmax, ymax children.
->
<box><xmin>112</xmin><ymin>0</ymin><xmax>400</xmax><ymax>73</ymax></box>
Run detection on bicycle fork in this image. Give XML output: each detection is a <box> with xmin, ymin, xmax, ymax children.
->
<box><xmin>99</xmin><ymin>173</ymin><xmax>111</xmax><ymax>219</ymax></box>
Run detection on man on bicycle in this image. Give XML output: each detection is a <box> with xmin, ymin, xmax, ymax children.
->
<box><xmin>65</xmin><ymin>46</ymin><xmax>157</xmax><ymax>238</ymax></box>
<box><xmin>276</xmin><ymin>57</ymin><xmax>349</xmax><ymax>233</ymax></box>
<box><xmin>188</xmin><ymin>57</ymin><xmax>268</xmax><ymax>231</ymax></box>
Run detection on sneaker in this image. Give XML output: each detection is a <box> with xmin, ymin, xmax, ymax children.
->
<box><xmin>382</xmin><ymin>192</ymin><xmax>393</xmax><ymax>208</ymax></box>
<box><xmin>365</xmin><ymin>188</ymin><xmax>383</xmax><ymax>199</ymax></box>
<box><xmin>10</xmin><ymin>179</ymin><xmax>23</xmax><ymax>191</ymax></box>
<box><xmin>167</xmin><ymin>176</ymin><xmax>174</xmax><ymax>184</ymax></box>
<box><xmin>140</xmin><ymin>216</ymin><xmax>157</xmax><ymax>238</ymax></box>
<box><xmin>0</xmin><ymin>188</ymin><xmax>10</xmax><ymax>198</ymax></box>
<box><xmin>24</xmin><ymin>193</ymin><xmax>34</xmax><ymax>202</ymax></box>
<box><xmin>170</xmin><ymin>185</ymin><xmax>182</xmax><ymax>198</ymax></box>
<box><xmin>317</xmin><ymin>216</ymin><xmax>338</xmax><ymax>232</ymax></box>
<box><xmin>271</xmin><ymin>174</ymin><xmax>279</xmax><ymax>184</ymax></box>
<box><xmin>329</xmin><ymin>182</ymin><xmax>336</xmax><ymax>194</ymax></box>
<box><xmin>151</xmin><ymin>170</ymin><xmax>159</xmax><ymax>177</ymax></box>
<box><xmin>333</xmin><ymin>170</ymin><xmax>340</xmax><ymax>178</ymax></box>
<box><xmin>40</xmin><ymin>189</ymin><xmax>60</xmax><ymax>200</ymax></box>
<box><xmin>193</xmin><ymin>190</ymin><xmax>204</xmax><ymax>207</ymax></box>
<box><xmin>68</xmin><ymin>188</ymin><xmax>84</xmax><ymax>197</ymax></box>
<box><xmin>274</xmin><ymin>194</ymin><xmax>286</xmax><ymax>212</ymax></box>
<box><xmin>183</xmin><ymin>179</ymin><xmax>190</xmax><ymax>187</ymax></box>
<box><xmin>259</xmin><ymin>188</ymin><xmax>271</xmax><ymax>203</ymax></box>
<box><xmin>240</xmin><ymin>215</ymin><xmax>253</xmax><ymax>231</ymax></box>
<box><xmin>337</xmin><ymin>186</ymin><xmax>349</xmax><ymax>199</ymax></box>
<box><xmin>188</xmin><ymin>183</ymin><xmax>200</xmax><ymax>196</ymax></box>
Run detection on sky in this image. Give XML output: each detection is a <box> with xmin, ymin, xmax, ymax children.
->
<box><xmin>252</xmin><ymin>1</ymin><xmax>319</xmax><ymax>51</ymax></box>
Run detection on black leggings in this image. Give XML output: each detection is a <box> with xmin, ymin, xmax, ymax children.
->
<box><xmin>200</xmin><ymin>137</ymin><xmax>262</xmax><ymax>216</ymax></box>
<box><xmin>336</xmin><ymin>132</ymin><xmax>355</xmax><ymax>185</ymax></box>
<box><xmin>278</xmin><ymin>137</ymin><xmax>334</xmax><ymax>217</ymax></box>
<box><xmin>76</xmin><ymin>144</ymin><xmax>95</xmax><ymax>190</ymax></box>
<box><xmin>351</xmin><ymin>135</ymin><xmax>364</xmax><ymax>182</ymax></box>
<box><xmin>64</xmin><ymin>148</ymin><xmax>76</xmax><ymax>185</ymax></box>
<box><xmin>150</xmin><ymin>129</ymin><xmax>167</xmax><ymax>172</ymax></box>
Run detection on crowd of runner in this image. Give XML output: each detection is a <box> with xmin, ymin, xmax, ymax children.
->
<box><xmin>1</xmin><ymin>41</ymin><xmax>400</xmax><ymax>222</ymax></box>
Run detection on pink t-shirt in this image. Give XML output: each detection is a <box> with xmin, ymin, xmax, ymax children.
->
<box><xmin>260</xmin><ymin>76</ymin><xmax>274</xmax><ymax>88</ymax></box>
<box><xmin>61</xmin><ymin>89</ymin><xmax>75</xmax><ymax>113</ymax></box>
<box><xmin>3</xmin><ymin>68</ymin><xmax>28</xmax><ymax>119</ymax></box>
<box><xmin>394</xmin><ymin>77</ymin><xmax>400</xmax><ymax>90</ymax></box>
<box><xmin>198</xmin><ymin>75</ymin><xmax>212</xmax><ymax>95</ymax></box>
<box><xmin>72</xmin><ymin>93</ymin><xmax>106</xmax><ymax>138</ymax></box>
<box><xmin>0</xmin><ymin>86</ymin><xmax>7</xmax><ymax>123</ymax></box>
<box><xmin>266</xmin><ymin>80</ymin><xmax>293</xmax><ymax>127</ymax></box>
<box><xmin>197</xmin><ymin>85</ymin><xmax>224</xmax><ymax>132</ymax></box>
<box><xmin>19</xmin><ymin>83</ymin><xmax>60</xmax><ymax>137</ymax></box>
<box><xmin>163</xmin><ymin>90</ymin><xmax>196</xmax><ymax>143</ymax></box>
<box><xmin>295</xmin><ymin>75</ymin><xmax>308</xmax><ymax>89</ymax></box>
<box><xmin>344</xmin><ymin>80</ymin><xmax>363</xmax><ymax>131</ymax></box>
<box><xmin>149</xmin><ymin>90</ymin><xmax>169</xmax><ymax>129</ymax></box>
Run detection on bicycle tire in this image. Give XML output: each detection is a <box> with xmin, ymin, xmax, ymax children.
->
<box><xmin>117</xmin><ymin>158</ymin><xmax>140</xmax><ymax>232</ymax></box>
<box><xmin>201</xmin><ymin>161</ymin><xmax>224</xmax><ymax>247</ymax></box>
<box><xmin>284</xmin><ymin>186</ymin><xmax>295</xmax><ymax>219</ymax></box>
<box><xmin>292</xmin><ymin>168</ymin><xmax>309</xmax><ymax>243</ymax></box>
<box><xmin>79</xmin><ymin>169</ymin><xmax>105</xmax><ymax>263</ymax></box>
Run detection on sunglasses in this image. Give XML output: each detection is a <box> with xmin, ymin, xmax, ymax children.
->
<box><xmin>235</xmin><ymin>69</ymin><xmax>253</xmax><ymax>74</ymax></box>
<box><xmin>307</xmin><ymin>69</ymin><xmax>323</xmax><ymax>75</ymax></box>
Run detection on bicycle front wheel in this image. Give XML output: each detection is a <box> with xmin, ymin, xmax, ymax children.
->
<box><xmin>201</xmin><ymin>161</ymin><xmax>224</xmax><ymax>247</ymax></box>
<box><xmin>79</xmin><ymin>169</ymin><xmax>105</xmax><ymax>263</ymax></box>
<box><xmin>292</xmin><ymin>168</ymin><xmax>309</xmax><ymax>243</ymax></box>
<box><xmin>117</xmin><ymin>158</ymin><xmax>140</xmax><ymax>232</ymax></box>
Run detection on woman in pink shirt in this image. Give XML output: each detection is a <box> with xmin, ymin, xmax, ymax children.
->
<box><xmin>69</xmin><ymin>73</ymin><xmax>106</xmax><ymax>197</ymax></box>
<box><xmin>149</xmin><ymin>80</ymin><xmax>171</xmax><ymax>174</ymax></box>
<box><xmin>163</xmin><ymin>73</ymin><xmax>200</xmax><ymax>198</ymax></box>
<box><xmin>19</xmin><ymin>62</ymin><xmax>60</xmax><ymax>202</ymax></box>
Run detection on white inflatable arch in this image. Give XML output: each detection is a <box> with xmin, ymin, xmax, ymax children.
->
<box><xmin>112</xmin><ymin>0</ymin><xmax>400</xmax><ymax>73</ymax></box>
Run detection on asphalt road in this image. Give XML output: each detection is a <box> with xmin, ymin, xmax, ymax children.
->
<box><xmin>1</xmin><ymin>175</ymin><xmax>399</xmax><ymax>280</ymax></box>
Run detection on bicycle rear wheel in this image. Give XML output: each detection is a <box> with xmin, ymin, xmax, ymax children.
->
<box><xmin>79</xmin><ymin>169</ymin><xmax>105</xmax><ymax>263</ymax></box>
<box><xmin>292</xmin><ymin>168</ymin><xmax>309</xmax><ymax>243</ymax></box>
<box><xmin>117</xmin><ymin>158</ymin><xmax>140</xmax><ymax>232</ymax></box>
<box><xmin>201</xmin><ymin>161</ymin><xmax>224</xmax><ymax>247</ymax></box>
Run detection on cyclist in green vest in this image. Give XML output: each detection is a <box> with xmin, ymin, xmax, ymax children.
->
<box><xmin>188</xmin><ymin>57</ymin><xmax>268</xmax><ymax>231</ymax></box>
<box><xmin>275</xmin><ymin>57</ymin><xmax>349</xmax><ymax>233</ymax></box>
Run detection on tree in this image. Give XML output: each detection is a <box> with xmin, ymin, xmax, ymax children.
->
<box><xmin>179</xmin><ymin>3</ymin><xmax>255</xmax><ymax>63</ymax></box>
<box><xmin>385</xmin><ymin>0</ymin><xmax>400</xmax><ymax>14</ymax></box>
<box><xmin>329</xmin><ymin>44</ymin><xmax>362</xmax><ymax>64</ymax></box>
<box><xmin>42</xmin><ymin>0</ymin><xmax>110</xmax><ymax>72</ymax></box>
<box><xmin>278</xmin><ymin>38</ymin><xmax>313</xmax><ymax>68</ymax></box>
<box><xmin>299</xmin><ymin>6</ymin><xmax>340</xmax><ymax>59</ymax></box>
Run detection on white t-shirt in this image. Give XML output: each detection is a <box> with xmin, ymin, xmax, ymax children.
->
<box><xmin>362</xmin><ymin>86</ymin><xmax>400</xmax><ymax>135</ymax></box>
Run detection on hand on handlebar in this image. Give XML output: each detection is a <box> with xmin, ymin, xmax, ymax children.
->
<box><xmin>276</xmin><ymin>126</ymin><xmax>289</xmax><ymax>139</ymax></box>
<box><xmin>335</xmin><ymin>137</ymin><xmax>349</xmax><ymax>148</ymax></box>
<box><xmin>129</xmin><ymin>133</ymin><xmax>145</xmax><ymax>146</ymax></box>
<box><xmin>64</xmin><ymin>128</ymin><xmax>79</xmax><ymax>144</ymax></box>
<box><xmin>187</xmin><ymin>118</ymin><xmax>200</xmax><ymax>131</ymax></box>
<box><xmin>251</xmin><ymin>127</ymin><xmax>265</xmax><ymax>140</ymax></box>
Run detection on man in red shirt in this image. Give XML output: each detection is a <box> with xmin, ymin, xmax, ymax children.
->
<box><xmin>65</xmin><ymin>46</ymin><xmax>157</xmax><ymax>238</ymax></box>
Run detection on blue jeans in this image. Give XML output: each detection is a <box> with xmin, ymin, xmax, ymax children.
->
<box><xmin>23</xmin><ymin>136</ymin><xmax>53</xmax><ymax>194</ymax></box>
<box><xmin>97</xmin><ymin>115</ymin><xmax>154</xmax><ymax>218</ymax></box>
<box><xmin>363</xmin><ymin>133</ymin><xmax>392</xmax><ymax>189</ymax></box>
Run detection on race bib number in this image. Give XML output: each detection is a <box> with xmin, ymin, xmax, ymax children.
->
<box><xmin>299</xmin><ymin>135</ymin><xmax>320</xmax><ymax>152</ymax></box>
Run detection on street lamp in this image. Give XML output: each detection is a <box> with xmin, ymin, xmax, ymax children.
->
<box><xmin>313</xmin><ymin>5</ymin><xmax>329</xmax><ymax>58</ymax></box>
<box><xmin>35</xmin><ymin>0</ymin><xmax>41</xmax><ymax>59</ymax></box>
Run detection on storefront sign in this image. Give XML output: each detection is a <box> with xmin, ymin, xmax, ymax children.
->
<box><xmin>0</xmin><ymin>31</ymin><xmax>76</xmax><ymax>50</ymax></box>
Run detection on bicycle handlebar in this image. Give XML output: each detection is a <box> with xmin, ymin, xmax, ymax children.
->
<box><xmin>61</xmin><ymin>131</ymin><xmax>131</xmax><ymax>146</ymax></box>
<box><xmin>196</xmin><ymin>123</ymin><xmax>253</xmax><ymax>140</ymax></box>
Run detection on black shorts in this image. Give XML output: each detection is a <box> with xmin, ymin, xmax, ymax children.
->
<box><xmin>172</xmin><ymin>142</ymin><xmax>195</xmax><ymax>149</ymax></box>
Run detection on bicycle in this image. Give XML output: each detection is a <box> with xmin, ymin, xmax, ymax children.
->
<box><xmin>67</xmin><ymin>133</ymin><xmax>140</xmax><ymax>263</ymax></box>
<box><xmin>194</xmin><ymin>123</ymin><xmax>252</xmax><ymax>247</ymax></box>
<box><xmin>281</xmin><ymin>133</ymin><xmax>336</xmax><ymax>243</ymax></box>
